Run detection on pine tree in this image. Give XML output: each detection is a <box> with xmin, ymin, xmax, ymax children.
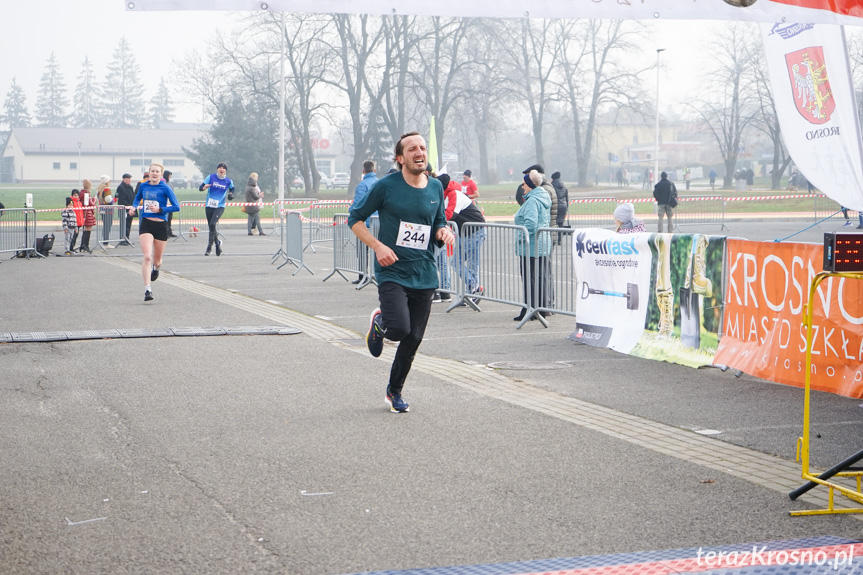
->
<box><xmin>101</xmin><ymin>37</ymin><xmax>146</xmax><ymax>128</ymax></box>
<box><xmin>35</xmin><ymin>52</ymin><xmax>70</xmax><ymax>127</ymax></box>
<box><xmin>72</xmin><ymin>56</ymin><xmax>101</xmax><ymax>128</ymax></box>
<box><xmin>148</xmin><ymin>77</ymin><xmax>174</xmax><ymax>128</ymax></box>
<box><xmin>1</xmin><ymin>78</ymin><xmax>32</xmax><ymax>128</ymax></box>
<box><xmin>365</xmin><ymin>104</ymin><xmax>392</xmax><ymax>175</ymax></box>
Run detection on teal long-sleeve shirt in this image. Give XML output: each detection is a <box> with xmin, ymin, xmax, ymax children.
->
<box><xmin>348</xmin><ymin>171</ymin><xmax>446</xmax><ymax>290</ymax></box>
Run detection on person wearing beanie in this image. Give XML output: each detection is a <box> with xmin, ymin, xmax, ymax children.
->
<box><xmin>550</xmin><ymin>171</ymin><xmax>569</xmax><ymax>228</ymax></box>
<box><xmin>200</xmin><ymin>162</ymin><xmax>235</xmax><ymax>256</ymax></box>
<box><xmin>96</xmin><ymin>175</ymin><xmax>115</xmax><ymax>247</ymax></box>
<box><xmin>513</xmin><ymin>169</ymin><xmax>552</xmax><ymax>322</ymax></box>
<box><xmin>244</xmin><ymin>172</ymin><xmax>265</xmax><ymax>236</ymax></box>
<box><xmin>614</xmin><ymin>202</ymin><xmax>646</xmax><ymax>234</ymax></box>
<box><xmin>461</xmin><ymin>169</ymin><xmax>478</xmax><ymax>200</ymax></box>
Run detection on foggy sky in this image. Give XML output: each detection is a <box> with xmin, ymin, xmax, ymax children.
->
<box><xmin>2</xmin><ymin>1</ymin><xmax>716</xmax><ymax>125</ymax></box>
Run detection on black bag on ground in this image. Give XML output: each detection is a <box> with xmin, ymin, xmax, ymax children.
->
<box><xmin>36</xmin><ymin>233</ymin><xmax>54</xmax><ymax>256</ymax></box>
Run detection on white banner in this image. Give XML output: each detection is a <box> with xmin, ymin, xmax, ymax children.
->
<box><xmin>571</xmin><ymin>229</ymin><xmax>652</xmax><ymax>354</ymax></box>
<box><xmin>126</xmin><ymin>0</ymin><xmax>863</xmax><ymax>25</ymax></box>
<box><xmin>762</xmin><ymin>22</ymin><xmax>863</xmax><ymax>212</ymax></box>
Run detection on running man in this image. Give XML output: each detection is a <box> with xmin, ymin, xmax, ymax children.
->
<box><xmin>199</xmin><ymin>162</ymin><xmax>234</xmax><ymax>256</ymax></box>
<box><xmin>348</xmin><ymin>132</ymin><xmax>455</xmax><ymax>413</ymax></box>
<box><xmin>128</xmin><ymin>163</ymin><xmax>180</xmax><ymax>301</ymax></box>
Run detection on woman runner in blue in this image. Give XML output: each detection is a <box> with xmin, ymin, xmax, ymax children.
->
<box><xmin>128</xmin><ymin>163</ymin><xmax>180</xmax><ymax>301</ymax></box>
<box><xmin>199</xmin><ymin>161</ymin><xmax>234</xmax><ymax>256</ymax></box>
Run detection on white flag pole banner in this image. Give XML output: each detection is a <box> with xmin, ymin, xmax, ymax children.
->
<box><xmin>126</xmin><ymin>0</ymin><xmax>863</xmax><ymax>25</ymax></box>
<box><xmin>761</xmin><ymin>22</ymin><xmax>863</xmax><ymax>212</ymax></box>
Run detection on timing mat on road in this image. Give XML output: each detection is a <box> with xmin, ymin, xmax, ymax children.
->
<box><xmin>0</xmin><ymin>326</ymin><xmax>301</xmax><ymax>343</ymax></box>
<box><xmin>352</xmin><ymin>536</ymin><xmax>862</xmax><ymax>575</ymax></box>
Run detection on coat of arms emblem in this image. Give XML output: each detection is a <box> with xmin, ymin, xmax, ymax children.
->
<box><xmin>786</xmin><ymin>46</ymin><xmax>835</xmax><ymax>125</ymax></box>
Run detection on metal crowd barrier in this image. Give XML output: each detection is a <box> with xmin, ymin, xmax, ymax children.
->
<box><xmin>304</xmin><ymin>201</ymin><xmax>353</xmax><ymax>252</ymax></box>
<box><xmin>814</xmin><ymin>193</ymin><xmax>842</xmax><ymax>223</ymax></box>
<box><xmin>272</xmin><ymin>211</ymin><xmax>312</xmax><ymax>275</ymax></box>
<box><xmin>323</xmin><ymin>213</ymin><xmax>363</xmax><ymax>283</ymax></box>
<box><xmin>531</xmin><ymin>227</ymin><xmax>576</xmax><ymax>322</ymax></box>
<box><xmin>176</xmin><ymin>201</ymin><xmax>224</xmax><ymax>242</ymax></box>
<box><xmin>95</xmin><ymin>206</ymin><xmax>129</xmax><ymax>250</ymax></box>
<box><xmin>447</xmin><ymin>222</ymin><xmax>534</xmax><ymax>325</ymax></box>
<box><xmin>271</xmin><ymin>199</ymin><xmax>316</xmax><ymax>236</ymax></box>
<box><xmin>0</xmin><ymin>208</ymin><xmax>40</xmax><ymax>259</ymax></box>
<box><xmin>323</xmin><ymin>214</ymin><xmax>379</xmax><ymax>289</ymax></box>
<box><xmin>673</xmin><ymin>195</ymin><xmax>728</xmax><ymax>231</ymax></box>
<box><xmin>566</xmin><ymin>198</ymin><xmax>617</xmax><ymax>229</ymax></box>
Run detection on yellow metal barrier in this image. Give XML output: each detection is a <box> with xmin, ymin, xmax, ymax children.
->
<box><xmin>789</xmin><ymin>270</ymin><xmax>863</xmax><ymax>516</ymax></box>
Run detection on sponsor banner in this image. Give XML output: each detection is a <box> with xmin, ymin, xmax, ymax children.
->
<box><xmin>571</xmin><ymin>230</ymin><xmax>653</xmax><ymax>353</ymax></box>
<box><xmin>127</xmin><ymin>0</ymin><xmax>863</xmax><ymax>24</ymax></box>
<box><xmin>761</xmin><ymin>22</ymin><xmax>863</xmax><ymax>212</ymax></box>
<box><xmin>570</xmin><ymin>231</ymin><xmax>726</xmax><ymax>368</ymax></box>
<box><xmin>715</xmin><ymin>239</ymin><xmax>863</xmax><ymax>398</ymax></box>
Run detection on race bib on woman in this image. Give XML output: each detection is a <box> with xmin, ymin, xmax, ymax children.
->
<box><xmin>207</xmin><ymin>197</ymin><xmax>220</xmax><ymax>208</ymax></box>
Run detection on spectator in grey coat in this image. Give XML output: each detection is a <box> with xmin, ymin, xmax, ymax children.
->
<box><xmin>244</xmin><ymin>173</ymin><xmax>265</xmax><ymax>235</ymax></box>
<box><xmin>550</xmin><ymin>171</ymin><xmax>569</xmax><ymax>227</ymax></box>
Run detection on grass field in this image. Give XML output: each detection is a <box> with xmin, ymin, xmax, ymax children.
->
<box><xmin>0</xmin><ymin>179</ymin><xmax>836</xmax><ymax>221</ymax></box>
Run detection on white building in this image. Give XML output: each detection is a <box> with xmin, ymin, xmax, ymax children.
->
<box><xmin>0</xmin><ymin>125</ymin><xmax>207</xmax><ymax>184</ymax></box>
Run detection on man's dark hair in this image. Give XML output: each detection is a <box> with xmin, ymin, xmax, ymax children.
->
<box><xmin>393</xmin><ymin>131</ymin><xmax>421</xmax><ymax>169</ymax></box>
<box><xmin>363</xmin><ymin>160</ymin><xmax>375</xmax><ymax>173</ymax></box>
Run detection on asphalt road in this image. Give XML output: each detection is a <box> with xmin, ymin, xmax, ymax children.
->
<box><xmin>1</xmin><ymin>215</ymin><xmax>861</xmax><ymax>574</ymax></box>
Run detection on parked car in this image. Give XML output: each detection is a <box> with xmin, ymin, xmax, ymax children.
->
<box><xmin>190</xmin><ymin>174</ymin><xmax>204</xmax><ymax>189</ymax></box>
<box><xmin>330</xmin><ymin>172</ymin><xmax>350</xmax><ymax>189</ymax></box>
<box><xmin>319</xmin><ymin>173</ymin><xmax>333</xmax><ymax>189</ymax></box>
<box><xmin>171</xmin><ymin>171</ymin><xmax>189</xmax><ymax>188</ymax></box>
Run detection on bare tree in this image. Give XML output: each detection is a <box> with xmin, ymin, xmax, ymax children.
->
<box><xmin>460</xmin><ymin>20</ymin><xmax>515</xmax><ymax>184</ymax></box>
<box><xmin>744</xmin><ymin>39</ymin><xmax>790</xmax><ymax>190</ymax></box>
<box><xmin>410</xmin><ymin>17</ymin><xmax>473</xmax><ymax>168</ymax></box>
<box><xmin>689</xmin><ymin>23</ymin><xmax>760</xmax><ymax>190</ymax></box>
<box><xmin>496</xmin><ymin>18</ymin><xmax>564</xmax><ymax>168</ymax></box>
<box><xmin>555</xmin><ymin>19</ymin><xmax>650</xmax><ymax>187</ymax></box>
<box><xmin>377</xmin><ymin>14</ymin><xmax>421</xmax><ymax>143</ymax></box>
<box><xmin>327</xmin><ymin>14</ymin><xmax>385</xmax><ymax>192</ymax></box>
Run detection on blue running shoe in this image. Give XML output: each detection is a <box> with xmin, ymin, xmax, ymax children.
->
<box><xmin>366</xmin><ymin>308</ymin><xmax>384</xmax><ymax>357</ymax></box>
<box><xmin>386</xmin><ymin>386</ymin><xmax>409</xmax><ymax>413</ymax></box>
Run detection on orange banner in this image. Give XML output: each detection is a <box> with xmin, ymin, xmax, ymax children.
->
<box><xmin>715</xmin><ymin>239</ymin><xmax>863</xmax><ymax>398</ymax></box>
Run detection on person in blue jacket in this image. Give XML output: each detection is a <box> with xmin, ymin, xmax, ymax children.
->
<box><xmin>199</xmin><ymin>162</ymin><xmax>234</xmax><ymax>256</ymax></box>
<box><xmin>513</xmin><ymin>169</ymin><xmax>552</xmax><ymax>321</ymax></box>
<box><xmin>128</xmin><ymin>163</ymin><xmax>180</xmax><ymax>301</ymax></box>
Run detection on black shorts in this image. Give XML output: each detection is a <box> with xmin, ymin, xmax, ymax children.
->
<box><xmin>139</xmin><ymin>218</ymin><xmax>169</xmax><ymax>241</ymax></box>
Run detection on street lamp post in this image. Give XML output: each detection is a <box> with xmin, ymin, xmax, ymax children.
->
<box><xmin>77</xmin><ymin>141</ymin><xmax>82</xmax><ymax>183</ymax></box>
<box><xmin>654</xmin><ymin>48</ymin><xmax>665</xmax><ymax>189</ymax></box>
